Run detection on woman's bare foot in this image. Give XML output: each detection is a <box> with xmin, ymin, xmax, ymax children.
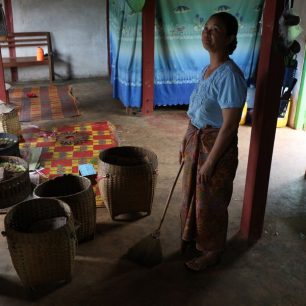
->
<box><xmin>185</xmin><ymin>251</ymin><xmax>222</xmax><ymax>271</ymax></box>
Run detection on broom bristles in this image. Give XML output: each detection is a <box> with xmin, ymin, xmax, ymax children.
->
<box><xmin>124</xmin><ymin>233</ymin><xmax>163</xmax><ymax>268</ymax></box>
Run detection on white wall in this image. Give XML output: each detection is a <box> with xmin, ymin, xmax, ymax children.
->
<box><xmin>3</xmin><ymin>0</ymin><xmax>108</xmax><ymax>81</ymax></box>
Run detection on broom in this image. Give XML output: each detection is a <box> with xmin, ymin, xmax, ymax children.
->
<box><xmin>124</xmin><ymin>161</ymin><xmax>184</xmax><ymax>267</ymax></box>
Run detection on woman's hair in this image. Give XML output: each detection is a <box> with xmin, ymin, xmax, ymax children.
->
<box><xmin>209</xmin><ymin>12</ymin><xmax>238</xmax><ymax>55</ymax></box>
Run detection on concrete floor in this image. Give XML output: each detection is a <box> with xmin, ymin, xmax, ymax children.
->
<box><xmin>0</xmin><ymin>78</ymin><xmax>306</xmax><ymax>305</ymax></box>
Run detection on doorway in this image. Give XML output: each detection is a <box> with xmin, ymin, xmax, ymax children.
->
<box><xmin>294</xmin><ymin>49</ymin><xmax>306</xmax><ymax>130</ymax></box>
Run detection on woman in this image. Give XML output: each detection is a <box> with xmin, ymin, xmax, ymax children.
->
<box><xmin>180</xmin><ymin>12</ymin><xmax>247</xmax><ymax>271</ymax></box>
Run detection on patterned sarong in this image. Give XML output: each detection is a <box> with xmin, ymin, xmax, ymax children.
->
<box><xmin>180</xmin><ymin>123</ymin><xmax>238</xmax><ymax>251</ymax></box>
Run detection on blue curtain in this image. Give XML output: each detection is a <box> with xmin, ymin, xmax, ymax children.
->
<box><xmin>109</xmin><ymin>0</ymin><xmax>263</xmax><ymax>107</ymax></box>
<box><xmin>109</xmin><ymin>0</ymin><xmax>142</xmax><ymax>107</ymax></box>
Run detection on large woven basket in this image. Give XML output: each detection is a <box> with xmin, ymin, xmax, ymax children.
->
<box><xmin>33</xmin><ymin>174</ymin><xmax>96</xmax><ymax>242</ymax></box>
<box><xmin>0</xmin><ymin>155</ymin><xmax>31</xmax><ymax>209</ymax></box>
<box><xmin>0</xmin><ymin>133</ymin><xmax>20</xmax><ymax>157</ymax></box>
<box><xmin>3</xmin><ymin>198</ymin><xmax>77</xmax><ymax>288</ymax></box>
<box><xmin>98</xmin><ymin>146</ymin><xmax>158</xmax><ymax>220</ymax></box>
<box><xmin>0</xmin><ymin>108</ymin><xmax>21</xmax><ymax>136</ymax></box>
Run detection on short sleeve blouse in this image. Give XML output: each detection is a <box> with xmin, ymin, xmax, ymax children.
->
<box><xmin>187</xmin><ymin>59</ymin><xmax>247</xmax><ymax>129</ymax></box>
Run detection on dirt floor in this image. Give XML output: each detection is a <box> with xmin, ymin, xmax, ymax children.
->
<box><xmin>0</xmin><ymin>78</ymin><xmax>305</xmax><ymax>306</ymax></box>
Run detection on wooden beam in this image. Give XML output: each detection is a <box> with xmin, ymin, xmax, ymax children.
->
<box><xmin>4</xmin><ymin>0</ymin><xmax>18</xmax><ymax>82</ymax></box>
<box><xmin>240</xmin><ymin>0</ymin><xmax>285</xmax><ymax>241</ymax></box>
<box><xmin>141</xmin><ymin>0</ymin><xmax>155</xmax><ymax>115</ymax></box>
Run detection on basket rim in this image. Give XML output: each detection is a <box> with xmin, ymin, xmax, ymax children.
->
<box><xmin>4</xmin><ymin>198</ymin><xmax>73</xmax><ymax>235</ymax></box>
<box><xmin>100</xmin><ymin>145</ymin><xmax>157</xmax><ymax>154</ymax></box>
<box><xmin>99</xmin><ymin>146</ymin><xmax>158</xmax><ymax>168</ymax></box>
<box><xmin>33</xmin><ymin>174</ymin><xmax>92</xmax><ymax>199</ymax></box>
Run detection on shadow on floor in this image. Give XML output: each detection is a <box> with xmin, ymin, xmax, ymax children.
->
<box><xmin>0</xmin><ymin>276</ymin><xmax>26</xmax><ymax>300</ymax></box>
<box><xmin>164</xmin><ymin>231</ymin><xmax>254</xmax><ymax>268</ymax></box>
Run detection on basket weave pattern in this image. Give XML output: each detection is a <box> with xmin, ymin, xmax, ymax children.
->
<box><xmin>4</xmin><ymin>198</ymin><xmax>77</xmax><ymax>287</ymax></box>
<box><xmin>33</xmin><ymin>175</ymin><xmax>96</xmax><ymax>242</ymax></box>
<box><xmin>0</xmin><ymin>109</ymin><xmax>21</xmax><ymax>136</ymax></box>
<box><xmin>98</xmin><ymin>146</ymin><xmax>158</xmax><ymax>220</ymax></box>
<box><xmin>0</xmin><ymin>156</ymin><xmax>31</xmax><ymax>208</ymax></box>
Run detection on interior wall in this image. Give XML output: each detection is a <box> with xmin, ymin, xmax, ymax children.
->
<box><xmin>2</xmin><ymin>0</ymin><xmax>108</xmax><ymax>81</ymax></box>
<box><xmin>288</xmin><ymin>0</ymin><xmax>306</xmax><ymax>127</ymax></box>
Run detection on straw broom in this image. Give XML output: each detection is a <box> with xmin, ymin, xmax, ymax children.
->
<box><xmin>124</xmin><ymin>161</ymin><xmax>184</xmax><ymax>267</ymax></box>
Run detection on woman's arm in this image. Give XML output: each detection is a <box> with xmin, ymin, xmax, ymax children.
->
<box><xmin>198</xmin><ymin>108</ymin><xmax>241</xmax><ymax>184</ymax></box>
<box><xmin>179</xmin><ymin>120</ymin><xmax>192</xmax><ymax>164</ymax></box>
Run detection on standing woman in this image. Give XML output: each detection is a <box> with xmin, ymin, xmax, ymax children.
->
<box><xmin>180</xmin><ymin>12</ymin><xmax>247</xmax><ymax>271</ymax></box>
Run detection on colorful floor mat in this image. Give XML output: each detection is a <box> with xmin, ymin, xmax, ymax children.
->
<box><xmin>20</xmin><ymin>121</ymin><xmax>118</xmax><ymax>207</ymax></box>
<box><xmin>9</xmin><ymin>85</ymin><xmax>80</xmax><ymax>122</ymax></box>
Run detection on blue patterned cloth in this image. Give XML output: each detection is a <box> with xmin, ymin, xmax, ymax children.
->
<box><xmin>109</xmin><ymin>0</ymin><xmax>262</xmax><ymax>107</ymax></box>
<box><xmin>187</xmin><ymin>60</ymin><xmax>247</xmax><ymax>129</ymax></box>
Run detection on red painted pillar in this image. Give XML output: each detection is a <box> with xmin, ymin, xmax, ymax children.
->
<box><xmin>240</xmin><ymin>0</ymin><xmax>285</xmax><ymax>241</ymax></box>
<box><xmin>4</xmin><ymin>0</ymin><xmax>17</xmax><ymax>82</ymax></box>
<box><xmin>0</xmin><ymin>48</ymin><xmax>7</xmax><ymax>102</ymax></box>
<box><xmin>141</xmin><ymin>0</ymin><xmax>155</xmax><ymax>115</ymax></box>
<box><xmin>0</xmin><ymin>1</ymin><xmax>10</xmax><ymax>102</ymax></box>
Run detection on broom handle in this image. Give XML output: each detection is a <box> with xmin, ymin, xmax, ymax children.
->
<box><xmin>156</xmin><ymin>160</ymin><xmax>184</xmax><ymax>232</ymax></box>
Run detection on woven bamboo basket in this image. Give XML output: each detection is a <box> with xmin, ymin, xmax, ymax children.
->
<box><xmin>0</xmin><ymin>108</ymin><xmax>21</xmax><ymax>136</ymax></box>
<box><xmin>33</xmin><ymin>174</ymin><xmax>96</xmax><ymax>242</ymax></box>
<box><xmin>0</xmin><ymin>133</ymin><xmax>20</xmax><ymax>157</ymax></box>
<box><xmin>3</xmin><ymin>198</ymin><xmax>77</xmax><ymax>288</ymax></box>
<box><xmin>98</xmin><ymin>146</ymin><xmax>158</xmax><ymax>220</ymax></box>
<box><xmin>0</xmin><ymin>156</ymin><xmax>31</xmax><ymax>209</ymax></box>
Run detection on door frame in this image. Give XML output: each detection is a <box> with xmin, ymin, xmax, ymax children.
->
<box><xmin>294</xmin><ymin>48</ymin><xmax>306</xmax><ymax>130</ymax></box>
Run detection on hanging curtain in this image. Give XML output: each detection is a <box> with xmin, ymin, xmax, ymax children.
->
<box><xmin>0</xmin><ymin>4</ymin><xmax>7</xmax><ymax>39</ymax></box>
<box><xmin>154</xmin><ymin>0</ymin><xmax>264</xmax><ymax>106</ymax></box>
<box><xmin>109</xmin><ymin>0</ymin><xmax>142</xmax><ymax>108</ymax></box>
<box><xmin>109</xmin><ymin>0</ymin><xmax>263</xmax><ymax>108</ymax></box>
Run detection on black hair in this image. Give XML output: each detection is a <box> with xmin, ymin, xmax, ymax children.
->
<box><xmin>209</xmin><ymin>12</ymin><xmax>238</xmax><ymax>55</ymax></box>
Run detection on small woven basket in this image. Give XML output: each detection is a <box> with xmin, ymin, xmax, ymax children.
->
<box><xmin>0</xmin><ymin>133</ymin><xmax>20</xmax><ymax>157</ymax></box>
<box><xmin>0</xmin><ymin>108</ymin><xmax>21</xmax><ymax>136</ymax></box>
<box><xmin>3</xmin><ymin>198</ymin><xmax>77</xmax><ymax>288</ymax></box>
<box><xmin>0</xmin><ymin>155</ymin><xmax>31</xmax><ymax>209</ymax></box>
<box><xmin>98</xmin><ymin>146</ymin><xmax>158</xmax><ymax>220</ymax></box>
<box><xmin>33</xmin><ymin>174</ymin><xmax>96</xmax><ymax>242</ymax></box>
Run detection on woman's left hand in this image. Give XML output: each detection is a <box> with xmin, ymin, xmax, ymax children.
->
<box><xmin>197</xmin><ymin>160</ymin><xmax>214</xmax><ymax>184</ymax></box>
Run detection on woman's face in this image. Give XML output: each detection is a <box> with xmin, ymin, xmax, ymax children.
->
<box><xmin>202</xmin><ymin>16</ymin><xmax>232</xmax><ymax>53</ymax></box>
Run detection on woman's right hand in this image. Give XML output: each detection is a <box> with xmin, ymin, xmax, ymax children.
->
<box><xmin>179</xmin><ymin>138</ymin><xmax>186</xmax><ymax>164</ymax></box>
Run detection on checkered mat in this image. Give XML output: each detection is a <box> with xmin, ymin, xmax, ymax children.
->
<box><xmin>20</xmin><ymin>121</ymin><xmax>118</xmax><ymax>207</ymax></box>
<box><xmin>9</xmin><ymin>85</ymin><xmax>80</xmax><ymax>122</ymax></box>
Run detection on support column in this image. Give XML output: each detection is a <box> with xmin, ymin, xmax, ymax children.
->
<box><xmin>240</xmin><ymin>0</ymin><xmax>285</xmax><ymax>241</ymax></box>
<box><xmin>141</xmin><ymin>0</ymin><xmax>155</xmax><ymax>115</ymax></box>
<box><xmin>4</xmin><ymin>0</ymin><xmax>17</xmax><ymax>82</ymax></box>
<box><xmin>0</xmin><ymin>47</ymin><xmax>8</xmax><ymax>102</ymax></box>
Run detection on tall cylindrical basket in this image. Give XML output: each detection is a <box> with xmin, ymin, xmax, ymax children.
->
<box><xmin>98</xmin><ymin>146</ymin><xmax>158</xmax><ymax>220</ymax></box>
<box><xmin>33</xmin><ymin>174</ymin><xmax>96</xmax><ymax>242</ymax></box>
<box><xmin>3</xmin><ymin>198</ymin><xmax>77</xmax><ymax>288</ymax></box>
<box><xmin>0</xmin><ymin>108</ymin><xmax>21</xmax><ymax>136</ymax></box>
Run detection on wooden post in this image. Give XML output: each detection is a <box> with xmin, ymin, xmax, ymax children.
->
<box><xmin>0</xmin><ymin>47</ymin><xmax>8</xmax><ymax>102</ymax></box>
<box><xmin>3</xmin><ymin>0</ymin><xmax>17</xmax><ymax>82</ymax></box>
<box><xmin>0</xmin><ymin>1</ymin><xmax>9</xmax><ymax>102</ymax></box>
<box><xmin>240</xmin><ymin>0</ymin><xmax>285</xmax><ymax>241</ymax></box>
<box><xmin>141</xmin><ymin>0</ymin><xmax>155</xmax><ymax>115</ymax></box>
